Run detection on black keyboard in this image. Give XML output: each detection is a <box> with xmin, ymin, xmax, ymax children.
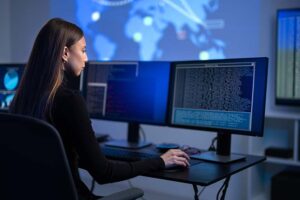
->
<box><xmin>102</xmin><ymin>147</ymin><xmax>160</xmax><ymax>161</ymax></box>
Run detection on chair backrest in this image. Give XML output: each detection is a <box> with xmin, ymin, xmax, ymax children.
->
<box><xmin>0</xmin><ymin>113</ymin><xmax>78</xmax><ymax>200</ymax></box>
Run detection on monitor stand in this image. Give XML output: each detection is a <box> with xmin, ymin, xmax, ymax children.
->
<box><xmin>191</xmin><ymin>131</ymin><xmax>245</xmax><ymax>164</ymax></box>
<box><xmin>105</xmin><ymin>123</ymin><xmax>152</xmax><ymax>149</ymax></box>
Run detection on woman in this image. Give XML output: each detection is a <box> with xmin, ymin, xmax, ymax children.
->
<box><xmin>10</xmin><ymin>18</ymin><xmax>189</xmax><ymax>199</ymax></box>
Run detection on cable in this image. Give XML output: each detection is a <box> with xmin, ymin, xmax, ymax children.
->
<box><xmin>216</xmin><ymin>180</ymin><xmax>225</xmax><ymax>200</ymax></box>
<box><xmin>208</xmin><ymin>136</ymin><xmax>217</xmax><ymax>151</ymax></box>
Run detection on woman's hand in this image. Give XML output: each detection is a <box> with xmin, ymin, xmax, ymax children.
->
<box><xmin>160</xmin><ymin>149</ymin><xmax>190</xmax><ymax>168</ymax></box>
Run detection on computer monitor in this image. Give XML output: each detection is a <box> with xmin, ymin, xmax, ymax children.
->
<box><xmin>169</xmin><ymin>57</ymin><xmax>268</xmax><ymax>163</ymax></box>
<box><xmin>0</xmin><ymin>64</ymin><xmax>25</xmax><ymax>112</ymax></box>
<box><xmin>276</xmin><ymin>8</ymin><xmax>300</xmax><ymax>105</ymax></box>
<box><xmin>81</xmin><ymin>61</ymin><xmax>170</xmax><ymax>148</ymax></box>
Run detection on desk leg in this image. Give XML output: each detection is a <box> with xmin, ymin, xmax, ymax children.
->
<box><xmin>192</xmin><ymin>184</ymin><xmax>199</xmax><ymax>200</ymax></box>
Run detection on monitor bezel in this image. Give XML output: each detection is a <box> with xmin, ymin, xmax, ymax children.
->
<box><xmin>167</xmin><ymin>57</ymin><xmax>268</xmax><ymax>137</ymax></box>
<box><xmin>81</xmin><ymin>60</ymin><xmax>171</xmax><ymax>126</ymax></box>
<box><xmin>275</xmin><ymin>8</ymin><xmax>300</xmax><ymax>106</ymax></box>
<box><xmin>0</xmin><ymin>63</ymin><xmax>26</xmax><ymax>112</ymax></box>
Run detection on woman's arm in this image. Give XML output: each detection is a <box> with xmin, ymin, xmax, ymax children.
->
<box><xmin>53</xmin><ymin>90</ymin><xmax>164</xmax><ymax>184</ymax></box>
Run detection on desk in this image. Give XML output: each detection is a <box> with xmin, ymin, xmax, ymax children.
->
<box><xmin>145</xmin><ymin>154</ymin><xmax>265</xmax><ymax>186</ymax></box>
<box><xmin>101</xmin><ymin>144</ymin><xmax>266</xmax><ymax>186</ymax></box>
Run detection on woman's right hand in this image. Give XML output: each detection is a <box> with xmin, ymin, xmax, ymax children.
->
<box><xmin>160</xmin><ymin>149</ymin><xmax>190</xmax><ymax>168</ymax></box>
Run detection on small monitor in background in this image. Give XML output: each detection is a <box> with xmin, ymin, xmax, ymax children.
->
<box><xmin>0</xmin><ymin>64</ymin><xmax>25</xmax><ymax>112</ymax></box>
<box><xmin>276</xmin><ymin>8</ymin><xmax>300</xmax><ymax>105</ymax></box>
<box><xmin>169</xmin><ymin>57</ymin><xmax>268</xmax><ymax>163</ymax></box>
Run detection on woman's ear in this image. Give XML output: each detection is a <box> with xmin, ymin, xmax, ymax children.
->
<box><xmin>62</xmin><ymin>46</ymin><xmax>70</xmax><ymax>63</ymax></box>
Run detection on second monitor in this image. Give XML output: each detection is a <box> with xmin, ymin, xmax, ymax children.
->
<box><xmin>81</xmin><ymin>61</ymin><xmax>170</xmax><ymax>148</ymax></box>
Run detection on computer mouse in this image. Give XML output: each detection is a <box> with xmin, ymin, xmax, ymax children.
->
<box><xmin>156</xmin><ymin>143</ymin><xmax>180</xmax><ymax>152</ymax></box>
<box><xmin>180</xmin><ymin>145</ymin><xmax>201</xmax><ymax>156</ymax></box>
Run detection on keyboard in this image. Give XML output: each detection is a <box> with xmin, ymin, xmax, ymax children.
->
<box><xmin>102</xmin><ymin>147</ymin><xmax>160</xmax><ymax>161</ymax></box>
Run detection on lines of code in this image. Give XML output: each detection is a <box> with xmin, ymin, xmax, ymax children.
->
<box><xmin>84</xmin><ymin>62</ymin><xmax>169</xmax><ymax>124</ymax></box>
<box><xmin>87</xmin><ymin>85</ymin><xmax>106</xmax><ymax>115</ymax></box>
<box><xmin>172</xmin><ymin>63</ymin><xmax>254</xmax><ymax>131</ymax></box>
<box><xmin>175</xmin><ymin>65</ymin><xmax>254</xmax><ymax>112</ymax></box>
<box><xmin>86</xmin><ymin>63</ymin><xmax>137</xmax><ymax>116</ymax></box>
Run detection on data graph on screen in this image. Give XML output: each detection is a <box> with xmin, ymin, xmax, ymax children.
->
<box><xmin>0</xmin><ymin>64</ymin><xmax>25</xmax><ymax>111</ymax></box>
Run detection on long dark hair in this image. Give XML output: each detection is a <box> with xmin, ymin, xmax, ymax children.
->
<box><xmin>10</xmin><ymin>18</ymin><xmax>83</xmax><ymax>120</ymax></box>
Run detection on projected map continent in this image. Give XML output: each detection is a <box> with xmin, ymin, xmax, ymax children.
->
<box><xmin>75</xmin><ymin>0</ymin><xmax>225</xmax><ymax>60</ymax></box>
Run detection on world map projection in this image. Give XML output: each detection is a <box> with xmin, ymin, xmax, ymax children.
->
<box><xmin>74</xmin><ymin>0</ymin><xmax>225</xmax><ymax>61</ymax></box>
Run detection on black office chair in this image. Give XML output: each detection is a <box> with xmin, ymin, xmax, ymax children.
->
<box><xmin>0</xmin><ymin>113</ymin><xmax>144</xmax><ymax>200</ymax></box>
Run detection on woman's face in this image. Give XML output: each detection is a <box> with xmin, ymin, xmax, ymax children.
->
<box><xmin>65</xmin><ymin>37</ymin><xmax>88</xmax><ymax>76</ymax></box>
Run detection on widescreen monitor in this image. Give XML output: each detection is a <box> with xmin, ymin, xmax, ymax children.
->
<box><xmin>169</xmin><ymin>57</ymin><xmax>268</xmax><ymax>163</ymax></box>
<box><xmin>276</xmin><ymin>8</ymin><xmax>300</xmax><ymax>105</ymax></box>
<box><xmin>0</xmin><ymin>64</ymin><xmax>25</xmax><ymax>112</ymax></box>
<box><xmin>81</xmin><ymin>61</ymin><xmax>170</xmax><ymax>148</ymax></box>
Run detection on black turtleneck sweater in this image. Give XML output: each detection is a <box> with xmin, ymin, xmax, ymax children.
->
<box><xmin>51</xmin><ymin>73</ymin><xmax>165</xmax><ymax>199</ymax></box>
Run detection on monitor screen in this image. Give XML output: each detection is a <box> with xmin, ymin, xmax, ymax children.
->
<box><xmin>276</xmin><ymin>8</ymin><xmax>300</xmax><ymax>105</ymax></box>
<box><xmin>169</xmin><ymin>57</ymin><xmax>268</xmax><ymax>137</ymax></box>
<box><xmin>82</xmin><ymin>61</ymin><xmax>170</xmax><ymax>125</ymax></box>
<box><xmin>0</xmin><ymin>64</ymin><xmax>25</xmax><ymax>111</ymax></box>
